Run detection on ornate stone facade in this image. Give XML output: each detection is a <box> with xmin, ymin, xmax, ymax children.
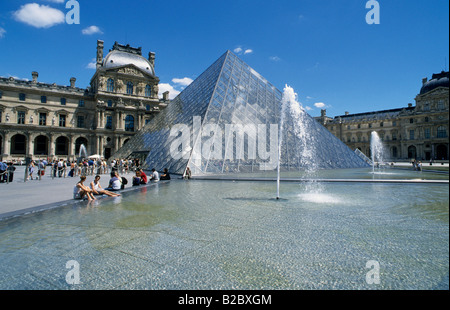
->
<box><xmin>0</xmin><ymin>41</ymin><xmax>170</xmax><ymax>161</ymax></box>
<box><xmin>317</xmin><ymin>71</ymin><xmax>449</xmax><ymax>161</ymax></box>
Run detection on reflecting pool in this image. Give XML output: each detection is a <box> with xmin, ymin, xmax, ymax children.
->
<box><xmin>0</xmin><ymin>168</ymin><xmax>448</xmax><ymax>290</ymax></box>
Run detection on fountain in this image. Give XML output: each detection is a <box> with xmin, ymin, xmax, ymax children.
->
<box><xmin>370</xmin><ymin>131</ymin><xmax>385</xmax><ymax>174</ymax></box>
<box><xmin>277</xmin><ymin>85</ymin><xmax>320</xmax><ymax>199</ymax></box>
<box><xmin>77</xmin><ymin>144</ymin><xmax>88</xmax><ymax>164</ymax></box>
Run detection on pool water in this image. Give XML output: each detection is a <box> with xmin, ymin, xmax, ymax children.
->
<box><xmin>0</xmin><ymin>169</ymin><xmax>448</xmax><ymax>290</ymax></box>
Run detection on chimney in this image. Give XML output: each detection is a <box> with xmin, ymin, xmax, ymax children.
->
<box><xmin>70</xmin><ymin>77</ymin><xmax>76</xmax><ymax>88</ymax></box>
<box><xmin>408</xmin><ymin>103</ymin><xmax>413</xmax><ymax>108</ymax></box>
<box><xmin>321</xmin><ymin>109</ymin><xmax>327</xmax><ymax>117</ymax></box>
<box><xmin>345</xmin><ymin>111</ymin><xmax>349</xmax><ymax>116</ymax></box>
<box><xmin>422</xmin><ymin>77</ymin><xmax>428</xmax><ymax>85</ymax></box>
<box><xmin>148</xmin><ymin>52</ymin><xmax>155</xmax><ymax>68</ymax></box>
<box><xmin>31</xmin><ymin>71</ymin><xmax>38</xmax><ymax>84</ymax></box>
<box><xmin>97</xmin><ymin>40</ymin><xmax>104</xmax><ymax>69</ymax></box>
<box><xmin>163</xmin><ymin>91</ymin><xmax>170</xmax><ymax>101</ymax></box>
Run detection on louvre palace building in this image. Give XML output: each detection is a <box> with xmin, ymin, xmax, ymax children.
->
<box><xmin>0</xmin><ymin>41</ymin><xmax>170</xmax><ymax>162</ymax></box>
<box><xmin>316</xmin><ymin>71</ymin><xmax>449</xmax><ymax>161</ymax></box>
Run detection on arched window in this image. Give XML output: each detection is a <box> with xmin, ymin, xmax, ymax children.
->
<box><xmin>55</xmin><ymin>136</ymin><xmax>69</xmax><ymax>156</ymax></box>
<box><xmin>437</xmin><ymin>126</ymin><xmax>447</xmax><ymax>138</ymax></box>
<box><xmin>34</xmin><ymin>135</ymin><xmax>49</xmax><ymax>155</ymax></box>
<box><xmin>11</xmin><ymin>134</ymin><xmax>27</xmax><ymax>154</ymax></box>
<box><xmin>126</xmin><ymin>82</ymin><xmax>134</xmax><ymax>95</ymax></box>
<box><xmin>145</xmin><ymin>85</ymin><xmax>152</xmax><ymax>97</ymax></box>
<box><xmin>107</xmin><ymin>79</ymin><xmax>115</xmax><ymax>92</ymax></box>
<box><xmin>125</xmin><ymin>115</ymin><xmax>135</xmax><ymax>132</ymax></box>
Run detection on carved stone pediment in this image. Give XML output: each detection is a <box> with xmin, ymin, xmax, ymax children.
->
<box><xmin>118</xmin><ymin>67</ymin><xmax>144</xmax><ymax>77</ymax></box>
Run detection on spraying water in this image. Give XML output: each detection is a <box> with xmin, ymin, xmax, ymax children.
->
<box><xmin>79</xmin><ymin>144</ymin><xmax>87</xmax><ymax>158</ymax></box>
<box><xmin>277</xmin><ymin>86</ymin><xmax>290</xmax><ymax>199</ymax></box>
<box><xmin>277</xmin><ymin>85</ymin><xmax>319</xmax><ymax>199</ymax></box>
<box><xmin>370</xmin><ymin>131</ymin><xmax>385</xmax><ymax>173</ymax></box>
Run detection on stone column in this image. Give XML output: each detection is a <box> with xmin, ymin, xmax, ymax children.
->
<box><xmin>27</xmin><ymin>133</ymin><xmax>33</xmax><ymax>158</ymax></box>
<box><xmin>49</xmin><ymin>134</ymin><xmax>55</xmax><ymax>159</ymax></box>
<box><xmin>2</xmin><ymin>131</ymin><xmax>11</xmax><ymax>159</ymax></box>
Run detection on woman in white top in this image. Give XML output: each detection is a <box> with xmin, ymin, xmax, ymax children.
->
<box><xmin>90</xmin><ymin>175</ymin><xmax>121</xmax><ymax>197</ymax></box>
<box><xmin>74</xmin><ymin>176</ymin><xmax>95</xmax><ymax>201</ymax></box>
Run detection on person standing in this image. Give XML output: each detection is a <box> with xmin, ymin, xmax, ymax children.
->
<box><xmin>7</xmin><ymin>162</ymin><xmax>16</xmax><ymax>182</ymax></box>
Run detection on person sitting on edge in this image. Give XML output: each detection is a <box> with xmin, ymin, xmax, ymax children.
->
<box><xmin>74</xmin><ymin>176</ymin><xmax>96</xmax><ymax>201</ymax></box>
<box><xmin>139</xmin><ymin>168</ymin><xmax>148</xmax><ymax>184</ymax></box>
<box><xmin>160</xmin><ymin>168</ymin><xmax>171</xmax><ymax>181</ymax></box>
<box><xmin>132</xmin><ymin>170</ymin><xmax>142</xmax><ymax>186</ymax></box>
<box><xmin>106</xmin><ymin>171</ymin><xmax>122</xmax><ymax>191</ymax></box>
<box><xmin>90</xmin><ymin>175</ymin><xmax>121</xmax><ymax>197</ymax></box>
<box><xmin>150</xmin><ymin>168</ymin><xmax>159</xmax><ymax>182</ymax></box>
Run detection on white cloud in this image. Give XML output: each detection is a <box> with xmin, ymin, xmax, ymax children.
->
<box><xmin>82</xmin><ymin>25</ymin><xmax>103</xmax><ymax>35</ymax></box>
<box><xmin>86</xmin><ymin>58</ymin><xmax>97</xmax><ymax>69</ymax></box>
<box><xmin>233</xmin><ymin>47</ymin><xmax>253</xmax><ymax>55</ymax></box>
<box><xmin>233</xmin><ymin>47</ymin><xmax>243</xmax><ymax>54</ymax></box>
<box><xmin>45</xmin><ymin>0</ymin><xmax>65</xmax><ymax>3</ymax></box>
<box><xmin>158</xmin><ymin>83</ymin><xmax>180</xmax><ymax>100</ymax></box>
<box><xmin>158</xmin><ymin>77</ymin><xmax>194</xmax><ymax>99</ymax></box>
<box><xmin>269</xmin><ymin>56</ymin><xmax>281</xmax><ymax>62</ymax></box>
<box><xmin>13</xmin><ymin>3</ymin><xmax>65</xmax><ymax>28</ymax></box>
<box><xmin>314</xmin><ymin>102</ymin><xmax>326</xmax><ymax>108</ymax></box>
<box><xmin>172</xmin><ymin>77</ymin><xmax>193</xmax><ymax>86</ymax></box>
<box><xmin>0</xmin><ymin>27</ymin><xmax>5</xmax><ymax>38</ymax></box>
<box><xmin>305</xmin><ymin>106</ymin><xmax>313</xmax><ymax>111</ymax></box>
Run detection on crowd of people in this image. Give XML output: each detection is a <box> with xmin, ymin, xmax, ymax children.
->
<box><xmin>71</xmin><ymin>159</ymin><xmax>175</xmax><ymax>201</ymax></box>
<box><xmin>0</xmin><ymin>161</ymin><xmax>16</xmax><ymax>183</ymax></box>
<box><xmin>2</xmin><ymin>156</ymin><xmax>179</xmax><ymax>203</ymax></box>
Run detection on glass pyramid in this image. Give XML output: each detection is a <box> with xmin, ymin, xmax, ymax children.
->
<box><xmin>113</xmin><ymin>51</ymin><xmax>369</xmax><ymax>176</ymax></box>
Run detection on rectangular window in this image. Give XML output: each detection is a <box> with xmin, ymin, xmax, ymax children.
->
<box><xmin>61</xmin><ymin>98</ymin><xmax>66</xmax><ymax>105</ymax></box>
<box><xmin>437</xmin><ymin>126</ymin><xmax>447</xmax><ymax>138</ymax></box>
<box><xmin>437</xmin><ymin>99</ymin><xmax>445</xmax><ymax>110</ymax></box>
<box><xmin>39</xmin><ymin>113</ymin><xmax>47</xmax><ymax>126</ymax></box>
<box><xmin>0</xmin><ymin>91</ymin><xmax>3</xmax><ymax>99</ymax></box>
<box><xmin>19</xmin><ymin>93</ymin><xmax>26</xmax><ymax>101</ymax></box>
<box><xmin>59</xmin><ymin>115</ymin><xmax>66</xmax><ymax>127</ymax></box>
<box><xmin>392</xmin><ymin>133</ymin><xmax>397</xmax><ymax>141</ymax></box>
<box><xmin>41</xmin><ymin>96</ymin><xmax>47</xmax><ymax>103</ymax></box>
<box><xmin>410</xmin><ymin>130</ymin><xmax>415</xmax><ymax>140</ymax></box>
<box><xmin>77</xmin><ymin>115</ymin><xmax>85</xmax><ymax>128</ymax></box>
<box><xmin>0</xmin><ymin>111</ymin><xmax>2</xmax><ymax>123</ymax></box>
<box><xmin>424</xmin><ymin>128</ymin><xmax>431</xmax><ymax>139</ymax></box>
<box><xmin>18</xmin><ymin>111</ymin><xmax>26</xmax><ymax>124</ymax></box>
<box><xmin>105</xmin><ymin>115</ymin><xmax>113</xmax><ymax>129</ymax></box>
<box><xmin>78</xmin><ymin>99</ymin><xmax>85</xmax><ymax>107</ymax></box>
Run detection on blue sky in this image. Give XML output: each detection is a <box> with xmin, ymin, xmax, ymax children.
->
<box><xmin>0</xmin><ymin>0</ymin><xmax>448</xmax><ymax>117</ymax></box>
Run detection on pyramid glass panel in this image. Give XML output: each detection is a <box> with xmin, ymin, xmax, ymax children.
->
<box><xmin>113</xmin><ymin>51</ymin><xmax>369</xmax><ymax>176</ymax></box>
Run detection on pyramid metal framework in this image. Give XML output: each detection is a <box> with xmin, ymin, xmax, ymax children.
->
<box><xmin>113</xmin><ymin>51</ymin><xmax>369</xmax><ymax>175</ymax></box>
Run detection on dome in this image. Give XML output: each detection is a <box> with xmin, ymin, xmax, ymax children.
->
<box><xmin>103</xmin><ymin>50</ymin><xmax>155</xmax><ymax>76</ymax></box>
<box><xmin>420</xmin><ymin>71</ymin><xmax>449</xmax><ymax>95</ymax></box>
